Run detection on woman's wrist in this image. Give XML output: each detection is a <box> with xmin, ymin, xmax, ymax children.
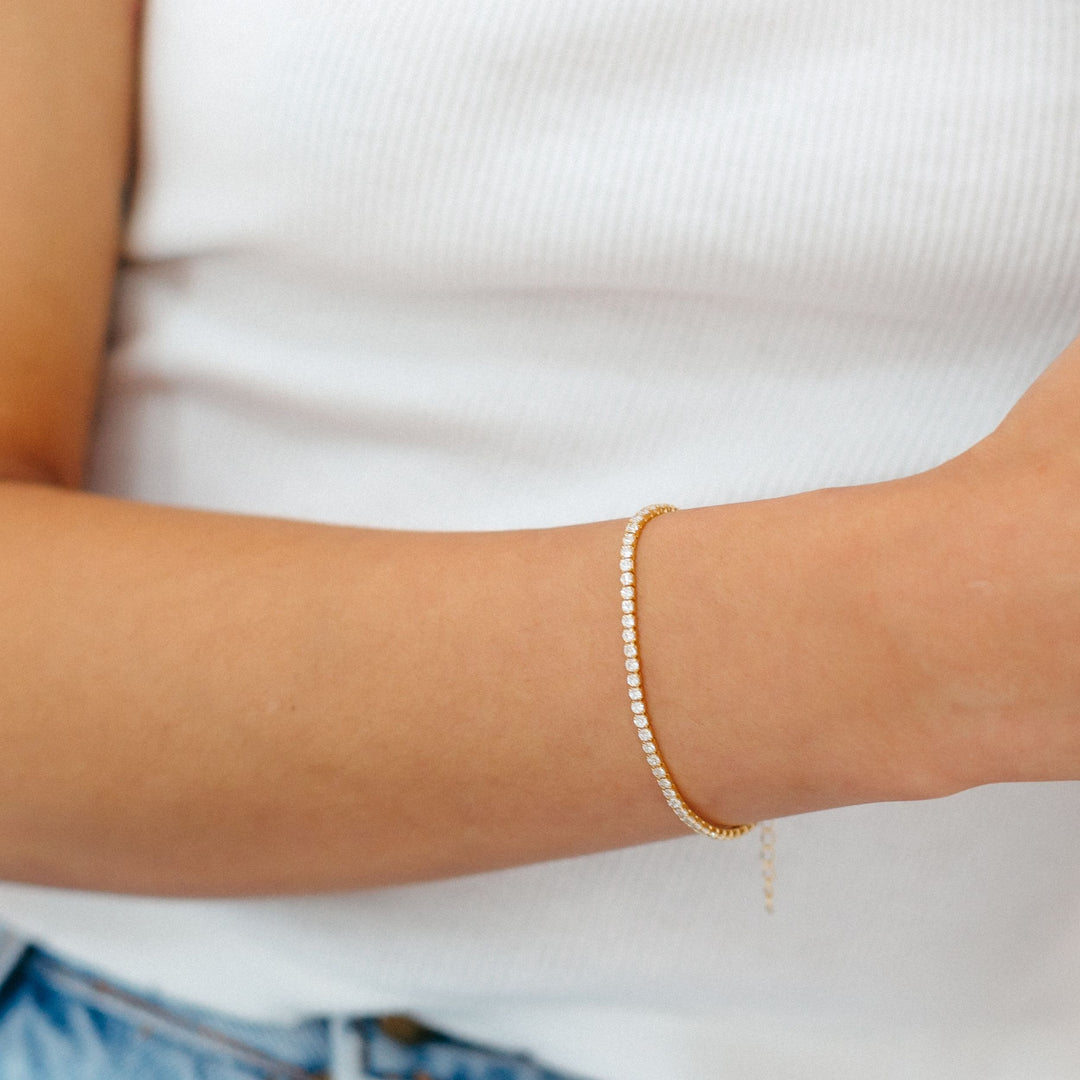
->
<box><xmin>634</xmin><ymin>477</ymin><xmax>960</xmax><ymax>826</ymax></box>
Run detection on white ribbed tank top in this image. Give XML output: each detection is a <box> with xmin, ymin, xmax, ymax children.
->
<box><xmin>3</xmin><ymin>2</ymin><xmax>1080</xmax><ymax>1077</ymax></box>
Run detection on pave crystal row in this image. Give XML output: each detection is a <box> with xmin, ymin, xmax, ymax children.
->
<box><xmin>621</xmin><ymin>505</ymin><xmax>754</xmax><ymax>840</ymax></box>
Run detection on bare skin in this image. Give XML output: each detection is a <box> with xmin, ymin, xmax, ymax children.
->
<box><xmin>2</xmin><ymin>1</ymin><xmax>1079</xmax><ymax>898</ymax></box>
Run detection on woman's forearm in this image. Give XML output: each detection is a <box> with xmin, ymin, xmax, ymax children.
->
<box><xmin>14</xmin><ymin>319</ymin><xmax>1080</xmax><ymax>901</ymax></box>
<box><xmin>0</xmin><ymin>476</ymin><xmax>923</xmax><ymax>897</ymax></box>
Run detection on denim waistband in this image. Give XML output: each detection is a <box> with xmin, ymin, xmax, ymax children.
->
<box><xmin>0</xmin><ymin>927</ymin><xmax>586</xmax><ymax>1080</ymax></box>
<box><xmin>0</xmin><ymin>925</ymin><xmax>25</xmax><ymax>987</ymax></box>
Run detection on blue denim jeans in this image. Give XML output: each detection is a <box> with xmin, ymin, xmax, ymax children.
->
<box><xmin>0</xmin><ymin>926</ymin><xmax>587</xmax><ymax>1080</ymax></box>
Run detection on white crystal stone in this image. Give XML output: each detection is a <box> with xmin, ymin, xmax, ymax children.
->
<box><xmin>645</xmin><ymin>754</ymin><xmax>660</xmax><ymax>766</ymax></box>
<box><xmin>628</xmin><ymin>688</ymin><xmax>643</xmax><ymax>701</ymax></box>
<box><xmin>619</xmin><ymin>558</ymin><xmax>633</xmax><ymax>572</ymax></box>
<box><xmin>641</xmin><ymin>741</ymin><xmax>656</xmax><ymax>753</ymax></box>
<box><xmin>651</xmin><ymin>766</ymin><xmax>666</xmax><ymax>778</ymax></box>
<box><xmin>633</xmin><ymin>715</ymin><xmax>649</xmax><ymax>728</ymax></box>
<box><xmin>621</xmin><ymin>614</ymin><xmax>635</xmax><ymax>628</ymax></box>
<box><xmin>627</xmin><ymin>520</ymin><xmax>640</xmax><ymax>532</ymax></box>
<box><xmin>620</xmin><ymin>586</ymin><xmax>634</xmax><ymax>600</ymax></box>
<box><xmin>620</xmin><ymin>546</ymin><xmax>634</xmax><ymax>558</ymax></box>
<box><xmin>622</xmin><ymin>534</ymin><xmax>636</xmax><ymax>548</ymax></box>
<box><xmin>630</xmin><ymin>701</ymin><xmax>646</xmax><ymax>714</ymax></box>
<box><xmin>637</xmin><ymin>727</ymin><xmax>652</xmax><ymax>741</ymax></box>
<box><xmin>621</xmin><ymin>600</ymin><xmax>634</xmax><ymax>615</ymax></box>
<box><xmin>658</xmin><ymin>778</ymin><xmax>673</xmax><ymax>789</ymax></box>
<box><xmin>622</xmin><ymin>629</ymin><xmax>635</xmax><ymax>642</ymax></box>
<box><xmin>620</xmin><ymin>572</ymin><xmax>634</xmax><ymax>586</ymax></box>
<box><xmin>627</xmin><ymin>672</ymin><xmax>641</xmax><ymax>686</ymax></box>
<box><xmin>623</xmin><ymin>645</ymin><xmax>638</xmax><ymax>659</ymax></box>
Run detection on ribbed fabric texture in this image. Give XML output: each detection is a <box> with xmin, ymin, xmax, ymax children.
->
<box><xmin>3</xmin><ymin>3</ymin><xmax>1080</xmax><ymax>1078</ymax></box>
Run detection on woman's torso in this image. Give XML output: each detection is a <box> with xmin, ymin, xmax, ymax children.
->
<box><xmin>3</xmin><ymin>2</ymin><xmax>1080</xmax><ymax>1076</ymax></box>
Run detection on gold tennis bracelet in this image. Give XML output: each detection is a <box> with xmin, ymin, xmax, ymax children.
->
<box><xmin>619</xmin><ymin>504</ymin><xmax>755</xmax><ymax>839</ymax></box>
<box><xmin>622</xmin><ymin>505</ymin><xmax>776</xmax><ymax>911</ymax></box>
